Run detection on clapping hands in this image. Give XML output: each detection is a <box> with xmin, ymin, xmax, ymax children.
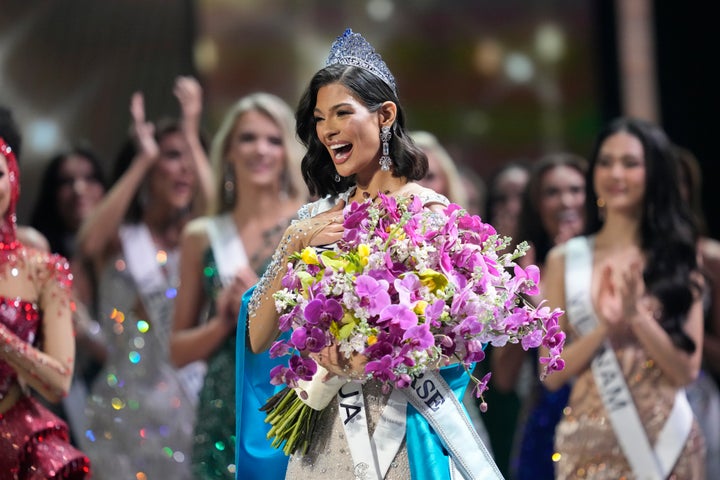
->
<box><xmin>596</xmin><ymin>258</ymin><xmax>654</xmax><ymax>331</ymax></box>
<box><xmin>215</xmin><ymin>266</ymin><xmax>259</xmax><ymax>328</ymax></box>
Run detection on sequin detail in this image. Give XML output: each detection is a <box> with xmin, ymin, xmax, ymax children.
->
<box><xmin>554</xmin><ymin>336</ymin><xmax>706</xmax><ymax>479</ymax></box>
<box><xmin>192</xmin><ymin>249</ymin><xmax>236</xmax><ymax>479</ymax></box>
<box><xmin>79</xmin><ymin>247</ymin><xmax>196</xmax><ymax>479</ymax></box>
<box><xmin>285</xmin><ymin>381</ymin><xmax>410</xmax><ymax>479</ymax></box>
<box><xmin>0</xmin><ymin>298</ymin><xmax>90</xmax><ymax>478</ymax></box>
<box><xmin>0</xmin><ymin>396</ymin><xmax>91</xmax><ymax>479</ymax></box>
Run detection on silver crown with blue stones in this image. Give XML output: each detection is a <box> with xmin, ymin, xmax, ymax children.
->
<box><xmin>325</xmin><ymin>28</ymin><xmax>397</xmax><ymax>95</ymax></box>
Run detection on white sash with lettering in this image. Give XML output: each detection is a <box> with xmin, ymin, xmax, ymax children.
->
<box><xmin>206</xmin><ymin>213</ymin><xmax>248</xmax><ymax>286</ymax></box>
<box><xmin>119</xmin><ymin>223</ymin><xmax>206</xmax><ymax>405</ymax></box>
<box><xmin>565</xmin><ymin>236</ymin><xmax>693</xmax><ymax>480</ymax></box>
<box><xmin>339</xmin><ymin>370</ymin><xmax>503</xmax><ymax>480</ymax></box>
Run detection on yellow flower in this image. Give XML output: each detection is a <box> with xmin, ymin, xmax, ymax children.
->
<box><xmin>358</xmin><ymin>244</ymin><xmax>370</xmax><ymax>266</ymax></box>
<box><xmin>301</xmin><ymin>247</ymin><xmax>319</xmax><ymax>265</ymax></box>
<box><xmin>321</xmin><ymin>251</ymin><xmax>352</xmax><ymax>273</ymax></box>
<box><xmin>367</xmin><ymin>335</ymin><xmax>378</xmax><ymax>346</ymax></box>
<box><xmin>296</xmin><ymin>271</ymin><xmax>315</xmax><ymax>297</ymax></box>
<box><xmin>418</xmin><ymin>269</ymin><xmax>448</xmax><ymax>292</ymax></box>
<box><xmin>414</xmin><ymin>300</ymin><xmax>428</xmax><ymax>315</ymax></box>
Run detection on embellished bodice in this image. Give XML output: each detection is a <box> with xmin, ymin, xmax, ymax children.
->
<box><xmin>0</xmin><ymin>296</ymin><xmax>40</xmax><ymax>396</ymax></box>
<box><xmin>95</xmin><ymin>244</ymin><xmax>180</xmax><ymax>363</ymax></box>
<box><xmin>297</xmin><ymin>187</ymin><xmax>450</xmax><ymax>220</ymax></box>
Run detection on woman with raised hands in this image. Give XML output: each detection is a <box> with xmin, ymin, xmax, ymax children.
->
<box><xmin>77</xmin><ymin>77</ymin><xmax>213</xmax><ymax>479</ymax></box>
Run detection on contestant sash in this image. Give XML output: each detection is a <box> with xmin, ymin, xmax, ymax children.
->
<box><xmin>564</xmin><ymin>236</ymin><xmax>693</xmax><ymax>480</ymax></box>
<box><xmin>339</xmin><ymin>369</ymin><xmax>503</xmax><ymax>480</ymax></box>
<box><xmin>206</xmin><ymin>213</ymin><xmax>248</xmax><ymax>286</ymax></box>
<box><xmin>119</xmin><ymin>223</ymin><xmax>206</xmax><ymax>404</ymax></box>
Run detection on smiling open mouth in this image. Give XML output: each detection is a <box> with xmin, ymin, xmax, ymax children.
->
<box><xmin>330</xmin><ymin>143</ymin><xmax>352</xmax><ymax>160</ymax></box>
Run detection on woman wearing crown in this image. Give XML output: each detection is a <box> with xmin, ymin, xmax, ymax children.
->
<box><xmin>243</xmin><ymin>29</ymin><xmax>504</xmax><ymax>480</ymax></box>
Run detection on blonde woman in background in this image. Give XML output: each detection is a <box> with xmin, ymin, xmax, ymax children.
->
<box><xmin>413</xmin><ymin>130</ymin><xmax>468</xmax><ymax>207</ymax></box>
<box><xmin>170</xmin><ymin>92</ymin><xmax>306</xmax><ymax>480</ymax></box>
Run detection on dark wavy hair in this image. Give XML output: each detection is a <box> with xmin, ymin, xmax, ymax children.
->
<box><xmin>30</xmin><ymin>146</ymin><xmax>108</xmax><ymax>258</ymax></box>
<box><xmin>295</xmin><ymin>64</ymin><xmax>427</xmax><ymax>198</ymax></box>
<box><xmin>517</xmin><ymin>152</ymin><xmax>588</xmax><ymax>265</ymax></box>
<box><xmin>585</xmin><ymin>117</ymin><xmax>699</xmax><ymax>353</ymax></box>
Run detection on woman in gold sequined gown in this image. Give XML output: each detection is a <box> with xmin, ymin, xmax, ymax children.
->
<box><xmin>540</xmin><ymin>117</ymin><xmax>705</xmax><ymax>479</ymax></box>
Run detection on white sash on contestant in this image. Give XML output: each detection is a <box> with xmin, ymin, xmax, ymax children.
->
<box><xmin>338</xmin><ymin>370</ymin><xmax>503</xmax><ymax>480</ymax></box>
<box><xmin>119</xmin><ymin>223</ymin><xmax>206</xmax><ymax>404</ymax></box>
<box><xmin>206</xmin><ymin>213</ymin><xmax>249</xmax><ymax>286</ymax></box>
<box><xmin>564</xmin><ymin>236</ymin><xmax>693</xmax><ymax>480</ymax></box>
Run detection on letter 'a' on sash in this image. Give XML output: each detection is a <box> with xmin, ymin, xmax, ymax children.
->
<box><xmin>206</xmin><ymin>213</ymin><xmax>249</xmax><ymax>287</ymax></box>
<box><xmin>564</xmin><ymin>237</ymin><xmax>693</xmax><ymax>480</ymax></box>
<box><xmin>339</xmin><ymin>382</ymin><xmax>408</xmax><ymax>480</ymax></box>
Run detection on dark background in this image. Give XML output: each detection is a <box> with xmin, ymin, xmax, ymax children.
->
<box><xmin>596</xmin><ymin>1</ymin><xmax>719</xmax><ymax>237</ymax></box>
<box><xmin>1</xmin><ymin>0</ymin><xmax>717</xmax><ymax>238</ymax></box>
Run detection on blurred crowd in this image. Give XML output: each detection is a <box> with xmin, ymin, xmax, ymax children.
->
<box><xmin>1</xmin><ymin>68</ymin><xmax>717</xmax><ymax>479</ymax></box>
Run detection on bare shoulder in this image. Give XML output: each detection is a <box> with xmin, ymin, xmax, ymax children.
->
<box><xmin>544</xmin><ymin>242</ymin><xmax>568</xmax><ymax>272</ymax></box>
<box><xmin>24</xmin><ymin>248</ymin><xmax>73</xmax><ymax>293</ymax></box>
<box><xmin>700</xmin><ymin>236</ymin><xmax>720</xmax><ymax>268</ymax></box>
<box><xmin>16</xmin><ymin>226</ymin><xmax>50</xmax><ymax>252</ymax></box>
<box><xmin>181</xmin><ymin>216</ymin><xmax>213</xmax><ymax>253</ymax></box>
<box><xmin>401</xmin><ymin>183</ymin><xmax>449</xmax><ymax>207</ymax></box>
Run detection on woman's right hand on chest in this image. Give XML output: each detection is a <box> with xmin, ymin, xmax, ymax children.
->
<box><xmin>288</xmin><ymin>201</ymin><xmax>346</xmax><ymax>249</ymax></box>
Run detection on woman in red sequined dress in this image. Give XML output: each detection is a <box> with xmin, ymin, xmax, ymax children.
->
<box><xmin>0</xmin><ymin>107</ymin><xmax>91</xmax><ymax>478</ymax></box>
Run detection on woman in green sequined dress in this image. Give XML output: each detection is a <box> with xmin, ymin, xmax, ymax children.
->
<box><xmin>170</xmin><ymin>92</ymin><xmax>306</xmax><ymax>479</ymax></box>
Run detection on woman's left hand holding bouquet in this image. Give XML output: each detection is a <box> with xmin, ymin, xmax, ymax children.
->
<box><xmin>311</xmin><ymin>342</ymin><xmax>368</xmax><ymax>381</ymax></box>
<box><xmin>248</xmin><ymin>201</ymin><xmax>345</xmax><ymax>354</ymax></box>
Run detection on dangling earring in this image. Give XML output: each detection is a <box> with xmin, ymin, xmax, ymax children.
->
<box><xmin>379</xmin><ymin>126</ymin><xmax>392</xmax><ymax>171</ymax></box>
<box><xmin>334</xmin><ymin>173</ymin><xmax>341</xmax><ymax>182</ymax></box>
<box><xmin>596</xmin><ymin>197</ymin><xmax>606</xmax><ymax>221</ymax></box>
<box><xmin>224</xmin><ymin>162</ymin><xmax>236</xmax><ymax>207</ymax></box>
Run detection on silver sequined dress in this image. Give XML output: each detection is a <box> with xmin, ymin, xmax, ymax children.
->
<box><xmin>80</xmin><ymin>238</ymin><xmax>197</xmax><ymax>480</ymax></box>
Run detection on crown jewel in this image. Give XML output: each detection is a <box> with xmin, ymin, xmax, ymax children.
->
<box><xmin>325</xmin><ymin>28</ymin><xmax>397</xmax><ymax>94</ymax></box>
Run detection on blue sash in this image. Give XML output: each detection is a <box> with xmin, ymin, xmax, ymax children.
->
<box><xmin>235</xmin><ymin>286</ymin><xmax>289</xmax><ymax>480</ymax></box>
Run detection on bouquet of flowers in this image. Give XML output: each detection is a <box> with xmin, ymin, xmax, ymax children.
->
<box><xmin>262</xmin><ymin>193</ymin><xmax>565</xmax><ymax>455</ymax></box>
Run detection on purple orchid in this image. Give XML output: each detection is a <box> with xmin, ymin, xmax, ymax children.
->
<box><xmin>291</xmin><ymin>326</ymin><xmax>327</xmax><ymax>353</ymax></box>
<box><xmin>268</xmin><ymin>340</ymin><xmax>291</xmax><ymax>358</ymax></box>
<box><xmin>355</xmin><ymin>275</ymin><xmax>391</xmax><ymax>315</ymax></box>
<box><xmin>379</xmin><ymin>304</ymin><xmax>418</xmax><ymax>330</ymax></box>
<box><xmin>365</xmin><ymin>354</ymin><xmax>397</xmax><ymax>383</ymax></box>
<box><xmin>303</xmin><ymin>294</ymin><xmax>343</xmax><ymax>327</ymax></box>
<box><xmin>403</xmin><ymin>322</ymin><xmax>434</xmax><ymax>349</ymax></box>
<box><xmin>289</xmin><ymin>355</ymin><xmax>317</xmax><ymax>381</ymax></box>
